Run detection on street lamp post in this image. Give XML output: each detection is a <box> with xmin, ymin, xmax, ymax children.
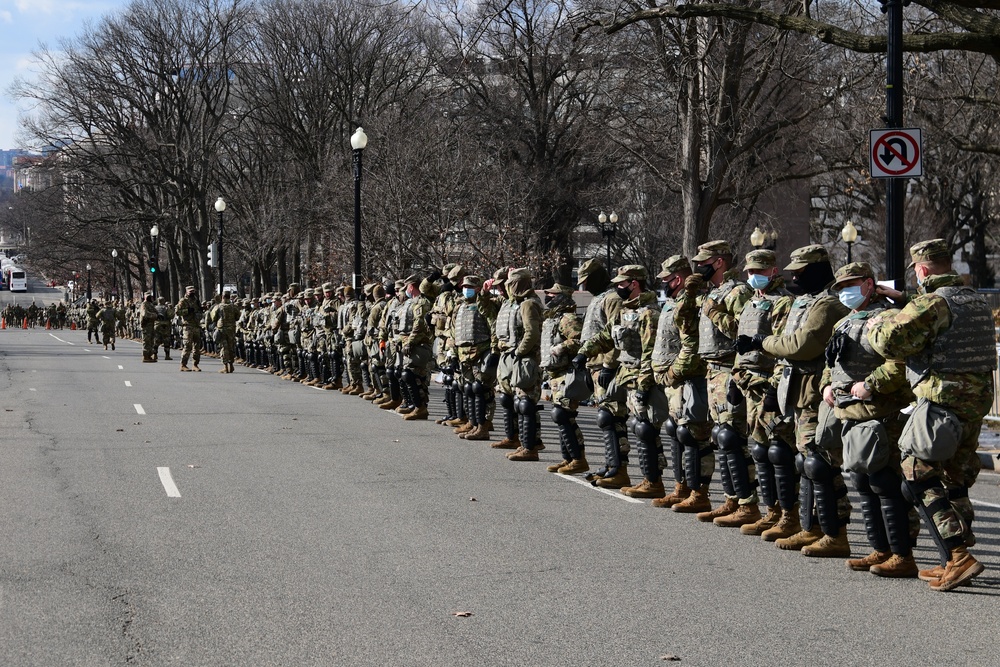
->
<box><xmin>350</xmin><ymin>127</ymin><xmax>368</xmax><ymax>296</ymax></box>
<box><xmin>841</xmin><ymin>220</ymin><xmax>858</xmax><ymax>264</ymax></box>
<box><xmin>215</xmin><ymin>197</ymin><xmax>226</xmax><ymax>297</ymax></box>
<box><xmin>598</xmin><ymin>211</ymin><xmax>618</xmax><ymax>270</ymax></box>
<box><xmin>86</xmin><ymin>264</ymin><xmax>92</xmax><ymax>301</ymax></box>
<box><xmin>750</xmin><ymin>226</ymin><xmax>766</xmax><ymax>249</ymax></box>
<box><xmin>150</xmin><ymin>225</ymin><xmax>160</xmax><ymax>300</ymax></box>
<box><xmin>111</xmin><ymin>249</ymin><xmax>118</xmax><ymax>299</ymax></box>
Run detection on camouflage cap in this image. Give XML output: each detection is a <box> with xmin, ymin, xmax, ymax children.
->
<box><xmin>363</xmin><ymin>283</ymin><xmax>375</xmax><ymax>296</ymax></box>
<box><xmin>908</xmin><ymin>238</ymin><xmax>950</xmax><ymax>268</ymax></box>
<box><xmin>832</xmin><ymin>262</ymin><xmax>876</xmax><ymax>289</ymax></box>
<box><xmin>576</xmin><ymin>258</ymin><xmax>604</xmax><ymax>285</ymax></box>
<box><xmin>403</xmin><ymin>273</ymin><xmax>420</xmax><ymax>286</ymax></box>
<box><xmin>508</xmin><ymin>267</ymin><xmax>531</xmax><ymax>282</ymax></box>
<box><xmin>288</xmin><ymin>282</ymin><xmax>300</xmax><ymax>291</ymax></box>
<box><xmin>692</xmin><ymin>240</ymin><xmax>733</xmax><ymax>262</ymax></box>
<box><xmin>185</xmin><ymin>285</ymin><xmax>196</xmax><ymax>293</ymax></box>
<box><xmin>442</xmin><ymin>263</ymin><xmax>457</xmax><ymax>276</ymax></box>
<box><xmin>157</xmin><ymin>296</ymin><xmax>165</xmax><ymax>303</ymax></box>
<box><xmin>321</xmin><ymin>282</ymin><xmax>334</xmax><ymax>292</ymax></box>
<box><xmin>656</xmin><ymin>255</ymin><xmax>691</xmax><ymax>279</ymax></box>
<box><xmin>372</xmin><ymin>283</ymin><xmax>386</xmax><ymax>299</ymax></box>
<box><xmin>784</xmin><ymin>244</ymin><xmax>830</xmax><ymax>271</ymax></box>
<box><xmin>611</xmin><ymin>264</ymin><xmax>648</xmax><ymax>283</ymax></box>
<box><xmin>545</xmin><ymin>282</ymin><xmax>575</xmax><ymax>296</ymax></box>
<box><xmin>342</xmin><ymin>285</ymin><xmax>355</xmax><ymax>297</ymax></box>
<box><xmin>447</xmin><ymin>264</ymin><xmax>465</xmax><ymax>281</ymax></box>
<box><xmin>461</xmin><ymin>275</ymin><xmax>482</xmax><ymax>289</ymax></box>
<box><xmin>744</xmin><ymin>249</ymin><xmax>776</xmax><ymax>270</ymax></box>
<box><xmin>394</xmin><ymin>279</ymin><xmax>406</xmax><ymax>291</ymax></box>
<box><xmin>302</xmin><ymin>288</ymin><xmax>314</xmax><ymax>297</ymax></box>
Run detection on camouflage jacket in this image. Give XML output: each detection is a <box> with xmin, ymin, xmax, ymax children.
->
<box><xmin>175</xmin><ymin>295</ymin><xmax>204</xmax><ymax>328</ymax></box>
<box><xmin>579</xmin><ymin>290</ymin><xmax>659</xmax><ymax>392</ymax></box>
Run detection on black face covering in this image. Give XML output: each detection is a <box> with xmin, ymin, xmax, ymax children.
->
<box><xmin>792</xmin><ymin>262</ymin><xmax>836</xmax><ymax>295</ymax></box>
<box><xmin>615</xmin><ymin>285</ymin><xmax>633</xmax><ymax>301</ymax></box>
<box><xmin>696</xmin><ymin>263</ymin><xmax>716</xmax><ymax>281</ymax></box>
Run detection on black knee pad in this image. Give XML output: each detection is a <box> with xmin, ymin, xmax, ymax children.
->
<box><xmin>551</xmin><ymin>405</ymin><xmax>574</xmax><ymax>426</ymax></box>
<box><xmin>663</xmin><ymin>416</ymin><xmax>677</xmax><ymax>439</ymax></box>
<box><xmin>471</xmin><ymin>380</ymin><xmax>484</xmax><ymax>395</ymax></box>
<box><xmin>767</xmin><ymin>440</ymin><xmax>794</xmax><ymax>466</ymax></box>
<box><xmin>675</xmin><ymin>424</ymin><xmax>697</xmax><ymax>447</ymax></box>
<box><xmin>803</xmin><ymin>452</ymin><xmax>833</xmax><ymax>482</ymax></box>
<box><xmin>634</xmin><ymin>419</ymin><xmax>659</xmax><ymax>443</ymax></box>
<box><xmin>516</xmin><ymin>397</ymin><xmax>534</xmax><ymax>415</ymax></box>
<box><xmin>716</xmin><ymin>425</ymin><xmax>746</xmax><ymax>452</ymax></box>
<box><xmin>400</xmin><ymin>368</ymin><xmax>414</xmax><ymax>383</ymax></box>
<box><xmin>498</xmin><ymin>392</ymin><xmax>515</xmax><ymax>410</ymax></box>
<box><xmin>711</xmin><ymin>423</ymin><xmax>722</xmax><ymax>444</ymax></box>
<box><xmin>868</xmin><ymin>467</ymin><xmax>901</xmax><ymax>496</ymax></box>
<box><xmin>750</xmin><ymin>439</ymin><xmax>769</xmax><ymax>463</ymax></box>
<box><xmin>626</xmin><ymin>414</ymin><xmax>638</xmax><ymax>435</ymax></box>
<box><xmin>464</xmin><ymin>382</ymin><xmax>475</xmax><ymax>397</ymax></box>
<box><xmin>795</xmin><ymin>452</ymin><xmax>806</xmax><ymax>476</ymax></box>
<box><xmin>595</xmin><ymin>408</ymin><xmax>616</xmax><ymax>430</ymax></box>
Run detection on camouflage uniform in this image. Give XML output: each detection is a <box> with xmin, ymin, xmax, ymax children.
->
<box><xmin>395</xmin><ymin>276</ymin><xmax>435</xmax><ymax>420</ymax></box>
<box><xmin>432</xmin><ymin>265</ymin><xmax>465</xmax><ymax>424</ymax></box>
<box><xmin>540</xmin><ymin>284</ymin><xmax>585</xmax><ymax>473</ymax></box>
<box><xmin>140</xmin><ymin>294</ymin><xmax>157</xmax><ymax>362</ymax></box>
<box><xmin>210</xmin><ymin>292</ymin><xmax>240</xmax><ymax>372</ymax></box>
<box><xmin>822</xmin><ymin>262</ymin><xmax>918</xmax><ymax>576</ymax></box>
<box><xmin>361</xmin><ymin>284</ymin><xmax>389</xmax><ymax>399</ymax></box>
<box><xmin>342</xmin><ymin>286</ymin><xmax>371</xmax><ymax>394</ymax></box>
<box><xmin>175</xmin><ymin>287</ymin><xmax>205</xmax><ymax>370</ymax></box>
<box><xmin>870</xmin><ymin>239</ymin><xmax>995</xmax><ymax>590</ymax></box>
<box><xmin>731</xmin><ymin>250</ymin><xmax>793</xmax><ymax>532</ymax></box>
<box><xmin>578</xmin><ymin>265</ymin><xmax>665</xmax><ymax>496</ymax></box>
<box><xmin>85</xmin><ymin>300</ymin><xmax>100</xmax><ymax>343</ymax></box>
<box><xmin>98</xmin><ymin>302</ymin><xmax>117</xmax><ymax>349</ymax></box>
<box><xmin>154</xmin><ymin>297</ymin><xmax>174</xmax><ymax>360</ymax></box>
<box><xmin>375</xmin><ymin>283</ymin><xmax>408</xmax><ymax>409</ymax></box>
<box><xmin>451</xmin><ymin>275</ymin><xmax>499</xmax><ymax>441</ymax></box>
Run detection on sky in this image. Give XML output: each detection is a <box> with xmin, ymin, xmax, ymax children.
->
<box><xmin>0</xmin><ymin>0</ymin><xmax>128</xmax><ymax>150</ymax></box>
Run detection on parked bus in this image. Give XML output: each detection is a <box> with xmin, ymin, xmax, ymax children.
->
<box><xmin>5</xmin><ymin>266</ymin><xmax>27</xmax><ymax>292</ymax></box>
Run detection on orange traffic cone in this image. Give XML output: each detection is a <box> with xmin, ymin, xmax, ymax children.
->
<box><xmin>71</xmin><ymin>321</ymin><xmax>77</xmax><ymax>330</ymax></box>
<box><xmin>22</xmin><ymin>318</ymin><xmax>27</xmax><ymax>329</ymax></box>
<box><xmin>1</xmin><ymin>318</ymin><xmax>5</xmax><ymax>329</ymax></box>
<box><xmin>46</xmin><ymin>319</ymin><xmax>51</xmax><ymax>329</ymax></box>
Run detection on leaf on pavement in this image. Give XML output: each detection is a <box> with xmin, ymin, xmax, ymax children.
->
<box><xmin>186</xmin><ymin>464</ymin><xmax>200</xmax><ymax>468</ymax></box>
<box><xmin>116</xmin><ymin>428</ymin><xmax>124</xmax><ymax>432</ymax></box>
<box><xmin>452</xmin><ymin>611</ymin><xmax>473</xmax><ymax>617</ymax></box>
<box><xmin>661</xmin><ymin>655</ymin><xmax>681</xmax><ymax>661</ymax></box>
<box><xmin>469</xmin><ymin>497</ymin><xmax>477</xmax><ymax>502</ymax></box>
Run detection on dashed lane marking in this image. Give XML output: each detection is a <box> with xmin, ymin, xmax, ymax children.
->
<box><xmin>972</xmin><ymin>499</ymin><xmax>1000</xmax><ymax>510</ymax></box>
<box><xmin>157</xmin><ymin>467</ymin><xmax>181</xmax><ymax>498</ymax></box>
<box><xmin>124</xmin><ymin>381</ymin><xmax>132</xmax><ymax>387</ymax></box>
<box><xmin>118</xmin><ymin>365</ymin><xmax>123</xmax><ymax>370</ymax></box>
<box><xmin>553</xmin><ymin>472</ymin><xmax>645</xmax><ymax>504</ymax></box>
<box><xmin>134</xmin><ymin>404</ymin><xmax>145</xmax><ymax>415</ymax></box>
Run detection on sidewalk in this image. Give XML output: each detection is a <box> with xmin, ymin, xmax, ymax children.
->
<box><xmin>979</xmin><ymin>422</ymin><xmax>1000</xmax><ymax>471</ymax></box>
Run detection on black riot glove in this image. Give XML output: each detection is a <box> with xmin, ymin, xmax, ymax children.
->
<box><xmin>762</xmin><ymin>387</ymin><xmax>781</xmax><ymax>413</ymax></box>
<box><xmin>825</xmin><ymin>331</ymin><xmax>846</xmax><ymax>368</ymax></box>
<box><xmin>634</xmin><ymin>389</ymin><xmax>649</xmax><ymax>405</ymax></box>
<box><xmin>734</xmin><ymin>333</ymin><xmax>766</xmax><ymax>355</ymax></box>
<box><xmin>726</xmin><ymin>379</ymin><xmax>743</xmax><ymax>406</ymax></box>
<box><xmin>598</xmin><ymin>366</ymin><xmax>615</xmax><ymax>389</ymax></box>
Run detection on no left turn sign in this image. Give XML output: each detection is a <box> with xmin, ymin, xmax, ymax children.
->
<box><xmin>870</xmin><ymin>128</ymin><xmax>922</xmax><ymax>178</ymax></box>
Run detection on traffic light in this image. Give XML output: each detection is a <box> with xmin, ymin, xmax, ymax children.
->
<box><xmin>206</xmin><ymin>243</ymin><xmax>217</xmax><ymax>268</ymax></box>
<box><xmin>149</xmin><ymin>259</ymin><xmax>158</xmax><ymax>274</ymax></box>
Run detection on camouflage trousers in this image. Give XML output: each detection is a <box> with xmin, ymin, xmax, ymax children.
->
<box><xmin>155</xmin><ymin>325</ymin><xmax>172</xmax><ymax>357</ymax></box>
<box><xmin>743</xmin><ymin>373</ymin><xmax>794</xmax><ymax>446</ymax></box>
<box><xmin>141</xmin><ymin>322</ymin><xmax>155</xmax><ymax>358</ymax></box>
<box><xmin>664</xmin><ymin>378</ymin><xmax>713</xmax><ymax>487</ymax></box>
<box><xmin>901</xmin><ymin>417</ymin><xmax>983</xmax><ymax>542</ymax></box>
<box><xmin>181</xmin><ymin>326</ymin><xmax>203</xmax><ymax>366</ymax></box>
<box><xmin>590</xmin><ymin>365</ymin><xmax>629</xmax><ymax>456</ymax></box>
<box><xmin>796</xmin><ymin>403</ymin><xmax>851</xmax><ymax>523</ymax></box>
<box><xmin>548</xmin><ymin>371</ymin><xmax>585</xmax><ymax>452</ymax></box>
<box><xmin>706</xmin><ymin>364</ymin><xmax>756</xmax><ymax>503</ymax></box>
<box><xmin>278</xmin><ymin>342</ymin><xmax>298</xmax><ymax>375</ymax></box>
<box><xmin>346</xmin><ymin>340</ymin><xmax>367</xmax><ymax>387</ymax></box>
<box><xmin>459</xmin><ymin>360</ymin><xmax>495</xmax><ymax>423</ymax></box>
<box><xmin>217</xmin><ymin>328</ymin><xmax>236</xmax><ymax>365</ymax></box>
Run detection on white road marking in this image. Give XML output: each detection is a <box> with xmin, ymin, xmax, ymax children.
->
<box><xmin>29</xmin><ymin>388</ymin><xmax>36</xmax><ymax>391</ymax></box>
<box><xmin>118</xmin><ymin>365</ymin><xmax>123</xmax><ymax>370</ymax></box>
<box><xmin>49</xmin><ymin>334</ymin><xmax>70</xmax><ymax>344</ymax></box>
<box><xmin>134</xmin><ymin>404</ymin><xmax>145</xmax><ymax>415</ymax></box>
<box><xmin>157</xmin><ymin>467</ymin><xmax>181</xmax><ymax>498</ymax></box>
<box><xmin>553</xmin><ymin>472</ymin><xmax>645</xmax><ymax>504</ymax></box>
<box><xmin>124</xmin><ymin>381</ymin><xmax>132</xmax><ymax>387</ymax></box>
<box><xmin>972</xmin><ymin>499</ymin><xmax>1000</xmax><ymax>510</ymax></box>
<box><xmin>102</xmin><ymin>356</ymin><xmax>110</xmax><ymax>359</ymax></box>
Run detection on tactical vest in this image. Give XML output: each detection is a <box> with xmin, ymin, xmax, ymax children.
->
<box><xmin>155</xmin><ymin>304</ymin><xmax>168</xmax><ymax>322</ymax></box>
<box><xmin>735</xmin><ymin>290</ymin><xmax>788</xmax><ymax>371</ymax></box>
<box><xmin>652</xmin><ymin>299</ymin><xmax>681</xmax><ymax>371</ymax></box>
<box><xmin>776</xmin><ymin>292</ymin><xmax>828</xmax><ymax>374</ymax></box>
<box><xmin>394</xmin><ymin>299</ymin><xmax>416</xmax><ymax>335</ymax></box>
<box><xmin>905</xmin><ymin>286</ymin><xmax>997</xmax><ymax>386</ymax></box>
<box><xmin>220</xmin><ymin>303</ymin><xmax>238</xmax><ymax>328</ymax></box>
<box><xmin>337</xmin><ymin>302</ymin><xmax>352</xmax><ymax>330</ymax></box>
<box><xmin>495</xmin><ymin>299</ymin><xmax>521</xmax><ymax>348</ymax></box>
<box><xmin>350</xmin><ymin>303</ymin><xmax>368</xmax><ymax>340</ymax></box>
<box><xmin>697</xmin><ymin>279</ymin><xmax>741</xmax><ymax>361</ymax></box>
<box><xmin>611</xmin><ymin>304</ymin><xmax>652</xmax><ymax>368</ymax></box>
<box><xmin>453</xmin><ymin>302</ymin><xmax>491</xmax><ymax>347</ymax></box>
<box><xmin>829</xmin><ymin>303</ymin><xmax>889</xmax><ymax>388</ymax></box>
<box><xmin>539</xmin><ymin>315</ymin><xmax>564</xmax><ymax>370</ymax></box>
<box><xmin>582</xmin><ymin>290</ymin><xmax>613</xmax><ymax>342</ymax></box>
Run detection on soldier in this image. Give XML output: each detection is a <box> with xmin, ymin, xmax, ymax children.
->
<box><xmin>394</xmin><ymin>275</ymin><xmax>435</xmax><ymax>420</ymax></box>
<box><xmin>575</xmin><ymin>259</ymin><xmax>626</xmax><ymax>482</ymax></box>
<box><xmin>98</xmin><ymin>300</ymin><xmax>117</xmax><ymax>350</ymax></box>
<box><xmin>539</xmin><ymin>283</ymin><xmax>586</xmax><ymax>473</ymax></box>
<box><xmin>343</xmin><ymin>286</ymin><xmax>371</xmax><ymax>395</ymax></box>
<box><xmin>85</xmin><ymin>299</ymin><xmax>100</xmax><ymax>343</ymax></box>
<box><xmin>317</xmin><ymin>284</ymin><xmax>341</xmax><ymax>389</ymax></box>
<box><xmin>175</xmin><ymin>286</ymin><xmax>205</xmax><ymax>371</ymax></box>
<box><xmin>737</xmin><ymin>244</ymin><xmax>852</xmax><ymax>555</ymax></box>
<box><xmin>870</xmin><ymin>239</ymin><xmax>995</xmax><ymax>591</ymax></box>
<box><xmin>451</xmin><ymin>275</ymin><xmax>499</xmax><ymax>441</ymax></box>
<box><xmin>821</xmin><ymin>262</ymin><xmax>917</xmax><ymax>577</ymax></box>
<box><xmin>432</xmin><ymin>265</ymin><xmax>466</xmax><ymax>425</ymax></box>
<box><xmin>650</xmin><ymin>256</ymin><xmax>714</xmax><ymax>512</ymax></box>
<box><xmin>688</xmin><ymin>241</ymin><xmax>758</xmax><ymax>526</ymax></box>
<box><xmin>361</xmin><ymin>283</ymin><xmax>390</xmax><ymax>399</ymax></box>
<box><xmin>153</xmin><ymin>297</ymin><xmax>174</xmax><ymax>361</ymax></box>
<box><xmin>140</xmin><ymin>292</ymin><xmax>157</xmax><ymax>362</ymax></box>
<box><xmin>575</xmin><ymin>265</ymin><xmax>667</xmax><ymax>496</ymax></box>
<box><xmin>729</xmin><ymin>250</ymin><xmax>793</xmax><ymax>534</ymax></box>
<box><xmin>376</xmin><ymin>281</ymin><xmax>407</xmax><ymax>409</ymax></box>
<box><xmin>492</xmin><ymin>267</ymin><xmax>545</xmax><ymax>461</ymax></box>
<box><xmin>210</xmin><ymin>291</ymin><xmax>240</xmax><ymax>373</ymax></box>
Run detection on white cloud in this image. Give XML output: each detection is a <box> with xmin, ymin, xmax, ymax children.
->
<box><xmin>0</xmin><ymin>10</ymin><xmax>12</xmax><ymax>22</ymax></box>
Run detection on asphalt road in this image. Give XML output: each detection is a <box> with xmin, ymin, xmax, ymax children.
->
<box><xmin>1</xmin><ymin>329</ymin><xmax>998</xmax><ymax>667</ymax></box>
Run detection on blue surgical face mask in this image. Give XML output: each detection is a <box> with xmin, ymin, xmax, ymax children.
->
<box><xmin>838</xmin><ymin>285</ymin><xmax>866</xmax><ymax>310</ymax></box>
<box><xmin>462</xmin><ymin>287</ymin><xmax>476</xmax><ymax>299</ymax></box>
<box><xmin>747</xmin><ymin>273</ymin><xmax>770</xmax><ymax>290</ymax></box>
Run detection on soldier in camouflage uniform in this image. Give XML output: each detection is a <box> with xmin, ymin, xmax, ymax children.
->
<box><xmin>210</xmin><ymin>291</ymin><xmax>240</xmax><ymax>373</ymax></box>
<box><xmin>738</xmin><ymin>245</ymin><xmax>852</xmax><ymax>554</ymax></box>
<box><xmin>576</xmin><ymin>265</ymin><xmax>667</xmax><ymax>497</ymax></box>
<box><xmin>269</xmin><ymin>294</ymin><xmax>292</xmax><ymax>377</ymax></box>
<box><xmin>730</xmin><ymin>250</ymin><xmax>793</xmax><ymax>534</ymax></box>
<box><xmin>688</xmin><ymin>241</ymin><xmax>758</xmax><ymax>526</ymax></box>
<box><xmin>317</xmin><ymin>284</ymin><xmax>341</xmax><ymax>389</ymax></box>
<box><xmin>451</xmin><ymin>275</ymin><xmax>500</xmax><ymax>441</ymax></box>
<box><xmin>393</xmin><ymin>275</ymin><xmax>435</xmax><ymax>420</ymax></box>
<box><xmin>98</xmin><ymin>301</ymin><xmax>117</xmax><ymax>350</ymax></box>
<box><xmin>140</xmin><ymin>293</ymin><xmax>157</xmax><ymax>362</ymax></box>
<box><xmin>376</xmin><ymin>281</ymin><xmax>407</xmax><ymax>409</ymax></box>
<box><xmin>821</xmin><ymin>262</ymin><xmax>918</xmax><ymax>577</ymax></box>
<box><xmin>361</xmin><ymin>283</ymin><xmax>390</xmax><ymax>399</ymax></box>
<box><xmin>540</xmin><ymin>283</ymin><xmax>586</xmax><ymax>474</ymax></box>
<box><xmin>295</xmin><ymin>289</ymin><xmax>317</xmax><ymax>384</ymax></box>
<box><xmin>575</xmin><ymin>259</ymin><xmax>626</xmax><ymax>483</ymax></box>
<box><xmin>175</xmin><ymin>286</ymin><xmax>205</xmax><ymax>371</ymax></box>
<box><xmin>281</xmin><ymin>285</ymin><xmax>303</xmax><ymax>380</ymax></box>
<box><xmin>432</xmin><ymin>265</ymin><xmax>464</xmax><ymax>424</ymax></box>
<box><xmin>870</xmin><ymin>239</ymin><xmax>995</xmax><ymax>591</ymax></box>
<box><xmin>649</xmin><ymin>256</ymin><xmax>714</xmax><ymax>512</ymax></box>
<box><xmin>152</xmin><ymin>297</ymin><xmax>174</xmax><ymax>361</ymax></box>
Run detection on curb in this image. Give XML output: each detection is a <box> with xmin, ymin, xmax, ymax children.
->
<box><xmin>978</xmin><ymin>451</ymin><xmax>999</xmax><ymax>472</ymax></box>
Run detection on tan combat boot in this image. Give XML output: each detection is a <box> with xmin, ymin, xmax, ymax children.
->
<box><xmin>928</xmin><ymin>546</ymin><xmax>984</xmax><ymax>591</ymax></box>
<box><xmin>463</xmin><ymin>425</ymin><xmax>491</xmax><ymax>441</ymax></box>
<box><xmin>595</xmin><ymin>469</ymin><xmax>631</xmax><ymax>489</ymax></box>
<box><xmin>378</xmin><ymin>399</ymin><xmax>402</xmax><ymax>411</ymax></box>
<box><xmin>507</xmin><ymin>447</ymin><xmax>539</xmax><ymax>462</ymax></box>
<box><xmin>776</xmin><ymin>526</ymin><xmax>823</xmax><ymax>551</ymax></box>
<box><xmin>547</xmin><ymin>460</ymin><xmax>571</xmax><ymax>473</ymax></box>
<box><xmin>761</xmin><ymin>509</ymin><xmax>802</xmax><ymax>542</ymax></box>
<box><xmin>557</xmin><ymin>457</ymin><xmax>589</xmax><ymax>475</ymax></box>
<box><xmin>651</xmin><ymin>483</ymin><xmax>691</xmax><ymax>509</ymax></box>
<box><xmin>445</xmin><ymin>417</ymin><xmax>467</xmax><ymax>427</ymax></box>
<box><xmin>714</xmin><ymin>503</ymin><xmax>761</xmax><ymax>528</ymax></box>
<box><xmin>740</xmin><ymin>505</ymin><xmax>780</xmax><ymax>535</ymax></box>
<box><xmin>673</xmin><ymin>485</ymin><xmax>712</xmax><ymax>513</ymax></box>
<box><xmin>395</xmin><ymin>404</ymin><xmax>414</xmax><ymax>415</ymax></box>
<box><xmin>869</xmin><ymin>554</ymin><xmax>919</xmax><ymax>578</ymax></box>
<box><xmin>801</xmin><ymin>528</ymin><xmax>851</xmax><ymax>558</ymax></box>
<box><xmin>621</xmin><ymin>479</ymin><xmax>666</xmax><ymax>499</ymax></box>
<box><xmin>846</xmin><ymin>550</ymin><xmax>892</xmax><ymax>572</ymax></box>
<box><xmin>403</xmin><ymin>406</ymin><xmax>428</xmax><ymax>421</ymax></box>
<box><xmin>490</xmin><ymin>437</ymin><xmax>520</xmax><ymax>450</ymax></box>
<box><xmin>697</xmin><ymin>497</ymin><xmax>738</xmax><ymax>523</ymax></box>
<box><xmin>180</xmin><ymin>363</ymin><xmax>192</xmax><ymax>372</ymax></box>
<box><xmin>453</xmin><ymin>421</ymin><xmax>474</xmax><ymax>434</ymax></box>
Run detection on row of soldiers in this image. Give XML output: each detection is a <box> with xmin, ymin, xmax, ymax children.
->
<box><xmin>111</xmin><ymin>238</ymin><xmax>993</xmax><ymax>593</ymax></box>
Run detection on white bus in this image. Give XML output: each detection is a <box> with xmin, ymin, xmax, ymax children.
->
<box><xmin>6</xmin><ymin>267</ymin><xmax>27</xmax><ymax>292</ymax></box>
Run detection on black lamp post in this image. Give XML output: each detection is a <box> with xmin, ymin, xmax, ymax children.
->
<box><xmin>842</xmin><ymin>220</ymin><xmax>858</xmax><ymax>264</ymax></box>
<box><xmin>350</xmin><ymin>127</ymin><xmax>368</xmax><ymax>296</ymax></box>
<box><xmin>86</xmin><ymin>263</ymin><xmax>92</xmax><ymax>301</ymax></box>
<box><xmin>598</xmin><ymin>210</ymin><xmax>618</xmax><ymax>271</ymax></box>
<box><xmin>150</xmin><ymin>225</ymin><xmax>160</xmax><ymax>300</ymax></box>
<box><xmin>111</xmin><ymin>249</ymin><xmax>118</xmax><ymax>298</ymax></box>
<box><xmin>215</xmin><ymin>197</ymin><xmax>226</xmax><ymax>296</ymax></box>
